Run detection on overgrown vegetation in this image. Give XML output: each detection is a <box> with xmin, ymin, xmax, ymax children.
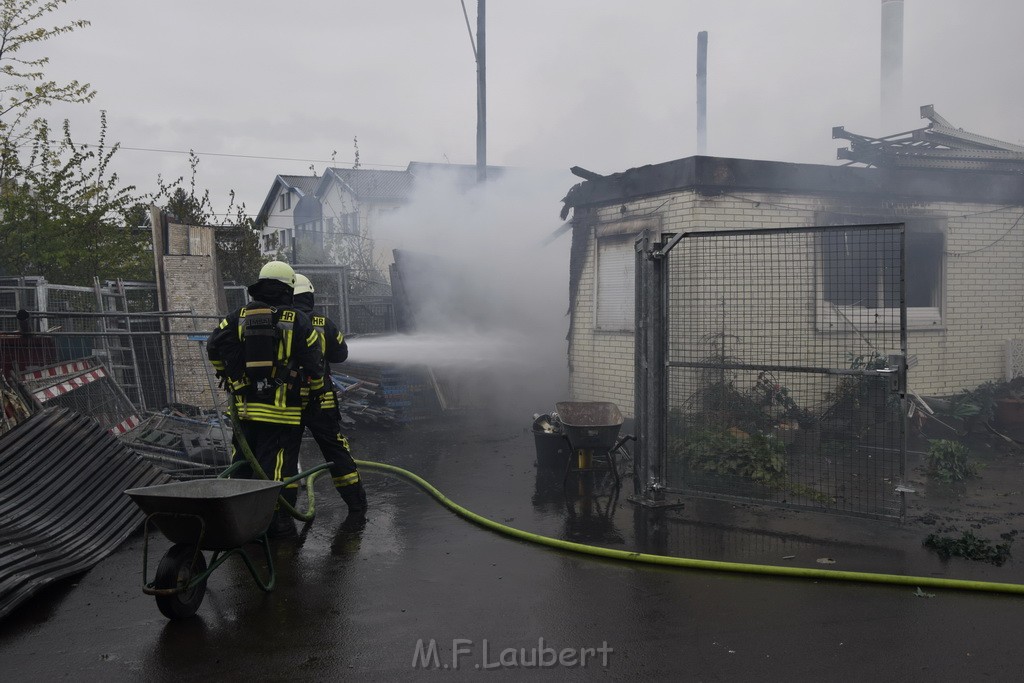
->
<box><xmin>923</xmin><ymin>529</ymin><xmax>1014</xmax><ymax>566</ymax></box>
<box><xmin>0</xmin><ymin>114</ymin><xmax>149</xmax><ymax>284</ymax></box>
<box><xmin>680</xmin><ymin>427</ymin><xmax>788</xmax><ymax>488</ymax></box>
<box><xmin>925</xmin><ymin>439</ymin><xmax>979</xmax><ymax>483</ymax></box>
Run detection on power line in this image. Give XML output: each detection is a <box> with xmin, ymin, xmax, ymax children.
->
<box><xmin>77</xmin><ymin>142</ymin><xmax>409</xmax><ymax>169</ymax></box>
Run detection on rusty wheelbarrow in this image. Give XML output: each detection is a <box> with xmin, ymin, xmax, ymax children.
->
<box><xmin>556</xmin><ymin>401</ymin><xmax>635</xmax><ymax>486</ymax></box>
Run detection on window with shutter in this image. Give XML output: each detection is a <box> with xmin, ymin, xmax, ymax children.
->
<box><xmin>596</xmin><ymin>235</ymin><xmax>635</xmax><ymax>331</ymax></box>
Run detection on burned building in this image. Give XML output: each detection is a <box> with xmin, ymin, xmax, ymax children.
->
<box><xmin>561</xmin><ymin>109</ymin><xmax>1024</xmax><ymax>417</ymax></box>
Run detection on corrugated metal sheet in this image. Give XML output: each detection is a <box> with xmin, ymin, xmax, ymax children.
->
<box><xmin>0</xmin><ymin>408</ymin><xmax>170</xmax><ymax>620</ymax></box>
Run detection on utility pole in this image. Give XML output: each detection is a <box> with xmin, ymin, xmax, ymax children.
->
<box><xmin>476</xmin><ymin>0</ymin><xmax>487</xmax><ymax>183</ymax></box>
<box><xmin>461</xmin><ymin>0</ymin><xmax>487</xmax><ymax>182</ymax></box>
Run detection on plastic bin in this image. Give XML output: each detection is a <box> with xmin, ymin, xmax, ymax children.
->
<box><xmin>531</xmin><ymin>413</ymin><xmax>570</xmax><ymax>469</ymax></box>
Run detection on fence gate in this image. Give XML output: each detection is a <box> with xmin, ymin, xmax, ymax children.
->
<box><xmin>635</xmin><ymin>224</ymin><xmax>908</xmax><ymax>520</ymax></box>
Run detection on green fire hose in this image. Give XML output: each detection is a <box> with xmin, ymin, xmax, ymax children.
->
<box><xmin>226</xmin><ymin>402</ymin><xmax>329</xmax><ymax>522</ymax></box>
<box><xmin>354</xmin><ymin>459</ymin><xmax>1024</xmax><ymax>596</ymax></box>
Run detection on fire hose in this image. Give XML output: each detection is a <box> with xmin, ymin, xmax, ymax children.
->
<box><xmin>226</xmin><ymin>402</ymin><xmax>329</xmax><ymax>522</ymax></box>
<box><xmin>353</xmin><ymin>459</ymin><xmax>1024</xmax><ymax>596</ymax></box>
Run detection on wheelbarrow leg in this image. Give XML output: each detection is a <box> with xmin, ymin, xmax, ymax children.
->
<box><xmin>607</xmin><ymin>448</ymin><xmax>620</xmax><ymax>487</ymax></box>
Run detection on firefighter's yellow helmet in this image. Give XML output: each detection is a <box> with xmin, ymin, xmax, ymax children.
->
<box><xmin>293</xmin><ymin>274</ymin><xmax>314</xmax><ymax>295</ymax></box>
<box><xmin>258</xmin><ymin>260</ymin><xmax>295</xmax><ymax>287</ymax></box>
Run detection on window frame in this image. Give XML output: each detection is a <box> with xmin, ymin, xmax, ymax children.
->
<box><xmin>590</xmin><ymin>217</ymin><xmax>658</xmax><ymax>334</ymax></box>
<box><xmin>816</xmin><ymin>217</ymin><xmax>946</xmax><ymax>331</ymax></box>
<box><xmin>594</xmin><ymin>233</ymin><xmax>636</xmax><ymax>332</ymax></box>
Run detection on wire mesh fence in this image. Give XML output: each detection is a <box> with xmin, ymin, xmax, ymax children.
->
<box><xmin>1</xmin><ymin>311</ymin><xmax>222</xmax><ymax>412</ymax></box>
<box><xmin>225</xmin><ymin>266</ymin><xmax>395</xmax><ymax>335</ymax></box>
<box><xmin>2</xmin><ymin>271</ymin><xmax>401</xmax><ymax>480</ymax></box>
<box><xmin>660</xmin><ymin>224</ymin><xmax>907</xmax><ymax>520</ymax></box>
<box><xmin>1</xmin><ymin>306</ymin><xmax>231</xmax><ymax>480</ymax></box>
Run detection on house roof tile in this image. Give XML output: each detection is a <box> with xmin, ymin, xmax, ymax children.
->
<box><xmin>324</xmin><ymin>167</ymin><xmax>414</xmax><ymax>200</ymax></box>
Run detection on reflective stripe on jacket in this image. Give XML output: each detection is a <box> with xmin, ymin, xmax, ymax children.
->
<box><xmin>207</xmin><ymin>304</ymin><xmax>324</xmax><ymax>424</ymax></box>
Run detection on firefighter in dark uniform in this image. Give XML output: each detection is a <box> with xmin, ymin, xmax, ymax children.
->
<box><xmin>293</xmin><ymin>273</ymin><xmax>368</xmax><ymax>518</ymax></box>
<box><xmin>207</xmin><ymin>261</ymin><xmax>325</xmax><ymax>529</ymax></box>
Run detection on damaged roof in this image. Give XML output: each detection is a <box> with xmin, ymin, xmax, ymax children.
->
<box><xmin>560</xmin><ymin>155</ymin><xmax>1024</xmax><ymax>220</ymax></box>
<box><xmin>562</xmin><ymin>106</ymin><xmax>1024</xmax><ymax>219</ymax></box>
<box><xmin>834</xmin><ymin>105</ymin><xmax>1024</xmax><ymax>172</ymax></box>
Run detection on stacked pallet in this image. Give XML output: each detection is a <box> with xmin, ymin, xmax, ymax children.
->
<box><xmin>333</xmin><ymin>362</ymin><xmax>442</xmax><ymax>426</ymax></box>
<box><xmin>332</xmin><ymin>368</ymin><xmax>399</xmax><ymax>427</ymax></box>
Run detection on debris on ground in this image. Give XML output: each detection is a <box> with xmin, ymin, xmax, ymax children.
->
<box><xmin>922</xmin><ymin>529</ymin><xmax>1015</xmax><ymax>566</ymax></box>
<box><xmin>120</xmin><ymin>407</ymin><xmax>232</xmax><ymax>479</ymax></box>
<box><xmin>333</xmin><ymin>364</ymin><xmax>437</xmax><ymax>427</ymax></box>
<box><xmin>0</xmin><ymin>407</ymin><xmax>170</xmax><ymax>619</ymax></box>
<box><xmin>17</xmin><ymin>358</ymin><xmax>142</xmax><ymax>436</ymax></box>
<box><xmin>1</xmin><ymin>372</ymin><xmax>37</xmax><ymax>435</ymax></box>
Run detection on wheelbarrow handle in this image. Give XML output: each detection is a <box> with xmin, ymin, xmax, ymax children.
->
<box><xmin>611</xmin><ymin>434</ymin><xmax>636</xmax><ymax>451</ymax></box>
<box><xmin>218</xmin><ymin>460</ymin><xmax>247</xmax><ymax>478</ymax></box>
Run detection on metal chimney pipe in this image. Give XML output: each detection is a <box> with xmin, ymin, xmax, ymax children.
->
<box><xmin>696</xmin><ymin>31</ymin><xmax>708</xmax><ymax>154</ymax></box>
<box><xmin>880</xmin><ymin>0</ymin><xmax>904</xmax><ymax>131</ymax></box>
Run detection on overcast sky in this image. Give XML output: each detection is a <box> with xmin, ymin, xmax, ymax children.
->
<box><xmin>34</xmin><ymin>0</ymin><xmax>1024</xmax><ymax>222</ymax></box>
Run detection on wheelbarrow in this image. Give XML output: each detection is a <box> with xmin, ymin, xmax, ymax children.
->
<box><xmin>556</xmin><ymin>401</ymin><xmax>634</xmax><ymax>487</ymax></box>
<box><xmin>125</xmin><ymin>462</ymin><xmax>332</xmax><ymax>619</ymax></box>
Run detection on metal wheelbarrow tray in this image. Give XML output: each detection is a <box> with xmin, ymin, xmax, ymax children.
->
<box><xmin>555</xmin><ymin>402</ymin><xmax>634</xmax><ymax>486</ymax></box>
<box><xmin>125</xmin><ymin>478</ymin><xmax>284</xmax><ymax>550</ymax></box>
<box><xmin>556</xmin><ymin>401</ymin><xmax>624</xmax><ymax>451</ymax></box>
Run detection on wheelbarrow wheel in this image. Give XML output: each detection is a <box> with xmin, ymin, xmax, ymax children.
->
<box><xmin>154</xmin><ymin>543</ymin><xmax>208</xmax><ymax>619</ymax></box>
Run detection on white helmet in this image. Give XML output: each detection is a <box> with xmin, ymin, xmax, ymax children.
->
<box><xmin>293</xmin><ymin>274</ymin><xmax>314</xmax><ymax>295</ymax></box>
<box><xmin>258</xmin><ymin>260</ymin><xmax>295</xmax><ymax>287</ymax></box>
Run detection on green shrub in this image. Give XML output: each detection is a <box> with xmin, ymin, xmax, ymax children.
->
<box><xmin>926</xmin><ymin>439</ymin><xmax>978</xmax><ymax>482</ymax></box>
<box><xmin>682</xmin><ymin>428</ymin><xmax>788</xmax><ymax>488</ymax></box>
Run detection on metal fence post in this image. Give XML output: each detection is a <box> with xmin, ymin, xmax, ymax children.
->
<box><xmin>340</xmin><ymin>267</ymin><xmax>351</xmax><ymax>332</ymax></box>
<box><xmin>633</xmin><ymin>231</ymin><xmax>667</xmax><ymax>505</ymax></box>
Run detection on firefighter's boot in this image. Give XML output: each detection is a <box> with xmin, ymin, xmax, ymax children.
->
<box><xmin>268</xmin><ymin>486</ymin><xmax>298</xmax><ymax>538</ymax></box>
<box><xmin>339</xmin><ymin>481</ymin><xmax>368</xmax><ymax>515</ymax></box>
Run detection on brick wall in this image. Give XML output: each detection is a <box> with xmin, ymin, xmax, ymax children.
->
<box><xmin>569</xmin><ymin>189</ymin><xmax>1024</xmax><ymax>416</ymax></box>
<box><xmin>163</xmin><ymin>254</ymin><xmax>221</xmax><ymax>409</ymax></box>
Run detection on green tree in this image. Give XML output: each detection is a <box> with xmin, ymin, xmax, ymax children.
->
<box><xmin>0</xmin><ymin>0</ymin><xmax>94</xmax><ymax>165</ymax></box>
<box><xmin>0</xmin><ymin>113</ymin><xmax>148</xmax><ymax>283</ymax></box>
<box><xmin>216</xmin><ymin>202</ymin><xmax>265</xmax><ymax>285</ymax></box>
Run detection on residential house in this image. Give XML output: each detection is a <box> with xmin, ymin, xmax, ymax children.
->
<box><xmin>256</xmin><ymin>163</ymin><xmax>506</xmax><ymax>267</ymax></box>
<box><xmin>256</xmin><ymin>174</ymin><xmax>321</xmax><ymax>258</ymax></box>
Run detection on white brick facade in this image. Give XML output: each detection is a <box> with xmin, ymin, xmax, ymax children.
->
<box><xmin>569</xmin><ymin>185</ymin><xmax>1024</xmax><ymax>417</ymax></box>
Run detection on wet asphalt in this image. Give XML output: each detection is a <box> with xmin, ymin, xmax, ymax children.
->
<box><xmin>2</xmin><ymin>409</ymin><xmax>1024</xmax><ymax>681</ymax></box>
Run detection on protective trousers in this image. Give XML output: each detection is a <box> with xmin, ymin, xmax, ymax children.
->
<box><xmin>304</xmin><ymin>404</ymin><xmax>367</xmax><ymax>512</ymax></box>
<box><xmin>230</xmin><ymin>419</ymin><xmax>304</xmax><ymax>510</ymax></box>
